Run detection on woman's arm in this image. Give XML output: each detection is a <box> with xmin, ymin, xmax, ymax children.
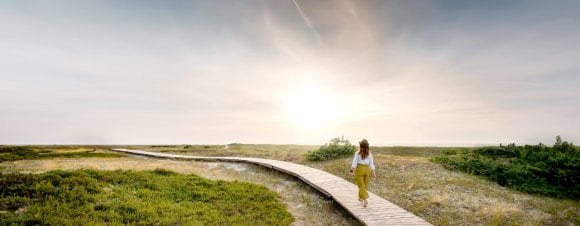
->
<box><xmin>369</xmin><ymin>154</ymin><xmax>377</xmax><ymax>177</ymax></box>
<box><xmin>350</xmin><ymin>152</ymin><xmax>358</xmax><ymax>172</ymax></box>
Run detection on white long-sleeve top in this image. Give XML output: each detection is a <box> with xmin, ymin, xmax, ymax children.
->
<box><xmin>351</xmin><ymin>151</ymin><xmax>375</xmax><ymax>171</ymax></box>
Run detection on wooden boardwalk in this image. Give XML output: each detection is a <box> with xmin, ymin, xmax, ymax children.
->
<box><xmin>111</xmin><ymin>148</ymin><xmax>432</xmax><ymax>226</ymax></box>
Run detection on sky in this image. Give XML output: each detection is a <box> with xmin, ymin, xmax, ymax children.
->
<box><xmin>1</xmin><ymin>0</ymin><xmax>579</xmax><ymax>145</ymax></box>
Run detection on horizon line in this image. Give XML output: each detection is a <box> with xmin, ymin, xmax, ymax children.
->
<box><xmin>0</xmin><ymin>142</ymin><xmax>557</xmax><ymax>148</ymax></box>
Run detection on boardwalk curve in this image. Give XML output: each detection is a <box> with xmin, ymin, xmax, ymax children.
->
<box><xmin>111</xmin><ymin>148</ymin><xmax>432</xmax><ymax>226</ymax></box>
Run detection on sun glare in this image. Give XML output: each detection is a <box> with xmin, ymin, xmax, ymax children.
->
<box><xmin>284</xmin><ymin>82</ymin><xmax>346</xmax><ymax>129</ymax></box>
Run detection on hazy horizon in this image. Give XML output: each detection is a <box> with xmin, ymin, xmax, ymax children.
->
<box><xmin>0</xmin><ymin>142</ymin><xmax>528</xmax><ymax>147</ymax></box>
<box><xmin>1</xmin><ymin>1</ymin><xmax>579</xmax><ymax>145</ymax></box>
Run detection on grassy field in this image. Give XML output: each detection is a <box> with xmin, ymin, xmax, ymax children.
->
<box><xmin>0</xmin><ymin>146</ymin><xmax>124</xmax><ymax>162</ymax></box>
<box><xmin>137</xmin><ymin>144</ymin><xmax>317</xmax><ymax>162</ymax></box>
<box><xmin>1</xmin><ymin>144</ymin><xmax>578</xmax><ymax>225</ymax></box>
<box><xmin>138</xmin><ymin>144</ymin><xmax>579</xmax><ymax>226</ymax></box>
<box><xmin>0</xmin><ymin>169</ymin><xmax>293</xmax><ymax>225</ymax></box>
<box><xmin>0</xmin><ymin>149</ymin><xmax>359</xmax><ymax>226</ymax></box>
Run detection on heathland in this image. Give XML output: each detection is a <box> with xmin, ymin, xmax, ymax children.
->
<box><xmin>139</xmin><ymin>143</ymin><xmax>579</xmax><ymax>225</ymax></box>
<box><xmin>0</xmin><ymin>146</ymin><xmax>358</xmax><ymax>225</ymax></box>
<box><xmin>1</xmin><ymin>143</ymin><xmax>578</xmax><ymax>225</ymax></box>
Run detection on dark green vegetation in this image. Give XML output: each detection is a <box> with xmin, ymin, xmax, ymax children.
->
<box><xmin>306</xmin><ymin>137</ymin><xmax>356</xmax><ymax>161</ymax></box>
<box><xmin>432</xmin><ymin>136</ymin><xmax>580</xmax><ymax>199</ymax></box>
<box><xmin>0</xmin><ymin>146</ymin><xmax>124</xmax><ymax>162</ymax></box>
<box><xmin>0</xmin><ymin>169</ymin><xmax>293</xmax><ymax>225</ymax></box>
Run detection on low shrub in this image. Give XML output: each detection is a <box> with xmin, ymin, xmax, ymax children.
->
<box><xmin>432</xmin><ymin>136</ymin><xmax>580</xmax><ymax>199</ymax></box>
<box><xmin>306</xmin><ymin>137</ymin><xmax>356</xmax><ymax>161</ymax></box>
<box><xmin>0</xmin><ymin>169</ymin><xmax>293</xmax><ymax>225</ymax></box>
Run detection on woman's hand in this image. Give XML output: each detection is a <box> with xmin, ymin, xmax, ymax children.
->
<box><xmin>349</xmin><ymin>168</ymin><xmax>354</xmax><ymax>176</ymax></box>
<box><xmin>372</xmin><ymin>171</ymin><xmax>377</xmax><ymax>178</ymax></box>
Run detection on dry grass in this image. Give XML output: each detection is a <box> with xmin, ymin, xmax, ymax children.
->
<box><xmin>140</xmin><ymin>144</ymin><xmax>579</xmax><ymax>226</ymax></box>
<box><xmin>6</xmin><ymin>145</ymin><xmax>113</xmax><ymax>153</ymax></box>
<box><xmin>315</xmin><ymin>154</ymin><xmax>579</xmax><ymax>226</ymax></box>
<box><xmin>123</xmin><ymin>144</ymin><xmax>315</xmax><ymax>163</ymax></box>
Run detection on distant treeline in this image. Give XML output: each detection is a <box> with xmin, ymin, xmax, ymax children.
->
<box><xmin>432</xmin><ymin>136</ymin><xmax>579</xmax><ymax>199</ymax></box>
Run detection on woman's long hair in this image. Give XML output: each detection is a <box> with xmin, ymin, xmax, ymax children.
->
<box><xmin>359</xmin><ymin>139</ymin><xmax>370</xmax><ymax>159</ymax></box>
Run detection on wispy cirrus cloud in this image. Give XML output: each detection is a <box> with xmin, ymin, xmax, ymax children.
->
<box><xmin>0</xmin><ymin>0</ymin><xmax>578</xmax><ymax>145</ymax></box>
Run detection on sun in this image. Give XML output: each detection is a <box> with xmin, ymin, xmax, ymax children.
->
<box><xmin>283</xmin><ymin>82</ymin><xmax>346</xmax><ymax>129</ymax></box>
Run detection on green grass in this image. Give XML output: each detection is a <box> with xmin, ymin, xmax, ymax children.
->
<box><xmin>0</xmin><ymin>169</ymin><xmax>293</xmax><ymax>225</ymax></box>
<box><xmin>0</xmin><ymin>146</ymin><xmax>124</xmax><ymax>162</ymax></box>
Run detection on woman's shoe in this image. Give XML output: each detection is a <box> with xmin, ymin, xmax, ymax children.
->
<box><xmin>363</xmin><ymin>200</ymin><xmax>368</xmax><ymax>207</ymax></box>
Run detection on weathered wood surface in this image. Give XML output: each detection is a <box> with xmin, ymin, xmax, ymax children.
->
<box><xmin>111</xmin><ymin>148</ymin><xmax>432</xmax><ymax>226</ymax></box>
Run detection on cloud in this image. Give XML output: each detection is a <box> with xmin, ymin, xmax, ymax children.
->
<box><xmin>0</xmin><ymin>1</ymin><xmax>578</xmax><ymax>144</ymax></box>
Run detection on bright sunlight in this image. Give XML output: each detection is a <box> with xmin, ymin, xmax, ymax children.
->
<box><xmin>283</xmin><ymin>81</ymin><xmax>346</xmax><ymax>129</ymax></box>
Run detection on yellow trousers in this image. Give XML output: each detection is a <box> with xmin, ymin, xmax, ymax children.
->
<box><xmin>355</xmin><ymin>164</ymin><xmax>370</xmax><ymax>200</ymax></box>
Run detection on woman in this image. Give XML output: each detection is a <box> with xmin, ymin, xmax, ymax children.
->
<box><xmin>350</xmin><ymin>139</ymin><xmax>376</xmax><ymax>207</ymax></box>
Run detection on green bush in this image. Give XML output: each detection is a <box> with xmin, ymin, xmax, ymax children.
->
<box><xmin>306</xmin><ymin>137</ymin><xmax>356</xmax><ymax>161</ymax></box>
<box><xmin>0</xmin><ymin>169</ymin><xmax>293</xmax><ymax>225</ymax></box>
<box><xmin>432</xmin><ymin>136</ymin><xmax>580</xmax><ymax>199</ymax></box>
